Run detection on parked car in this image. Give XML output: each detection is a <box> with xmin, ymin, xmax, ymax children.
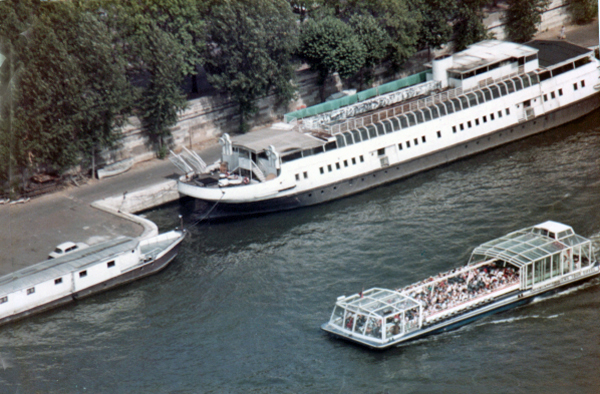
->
<box><xmin>48</xmin><ymin>242</ymin><xmax>89</xmax><ymax>259</ymax></box>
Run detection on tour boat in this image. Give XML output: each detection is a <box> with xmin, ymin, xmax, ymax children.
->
<box><xmin>321</xmin><ymin>221</ymin><xmax>599</xmax><ymax>349</ymax></box>
<box><xmin>173</xmin><ymin>40</ymin><xmax>600</xmax><ymax>219</ymax></box>
<box><xmin>0</xmin><ymin>230</ymin><xmax>185</xmax><ymax>326</ymax></box>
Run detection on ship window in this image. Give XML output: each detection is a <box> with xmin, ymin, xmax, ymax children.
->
<box><xmin>343</xmin><ymin>160</ymin><xmax>348</xmax><ymax>167</ymax></box>
<box><xmin>505</xmin><ymin>79</ymin><xmax>515</xmax><ymax>94</ymax></box>
<box><xmin>574</xmin><ymin>82</ymin><xmax>578</xmax><ymax>91</ymax></box>
<box><xmin>490</xmin><ymin>113</ymin><xmax>495</xmax><ymax>120</ymax></box>
<box><xmin>460</xmin><ymin>123</ymin><xmax>464</xmax><ymax>131</ymax></box>
<box><xmin>543</xmin><ymin>94</ymin><xmax>548</xmax><ymax>101</ymax></box>
<box><xmin>351</xmin><ymin>129</ymin><xmax>362</xmax><ymax>143</ymax></box>
<box><xmin>526</xmin><ymin>54</ymin><xmax>537</xmax><ymax>63</ymax></box>
<box><xmin>352</xmin><ymin>157</ymin><xmax>356</xmax><ymax>164</ymax></box>
<box><xmin>414</xmin><ymin>138</ymin><xmax>419</xmax><ymax>145</ymax></box>
<box><xmin>558</xmin><ymin>88</ymin><xmax>563</xmax><ymax>96</ymax></box>
<box><xmin>552</xmin><ymin>63</ymin><xmax>574</xmax><ymax>77</ymax></box>
<box><xmin>422</xmin><ymin>136</ymin><xmax>426</xmax><ymax>143</ymax></box>
<box><xmin>498</xmin><ymin>82</ymin><xmax>508</xmax><ymax>96</ymax></box>
<box><xmin>406</xmin><ymin>140</ymin><xmax>411</xmax><ymax>148</ymax></box>
<box><xmin>375</xmin><ymin>123</ymin><xmax>385</xmax><ymax>136</ymax></box>
<box><xmin>327</xmin><ymin>164</ymin><xmax>332</xmax><ymax>172</ymax></box>
<box><xmin>344</xmin><ymin>132</ymin><xmax>354</xmax><ymax>146</ymax></box>
<box><xmin>483</xmin><ymin>115</ymin><xmax>487</xmax><ymax>123</ymax></box>
<box><xmin>360</xmin><ymin>155</ymin><xmax>364</xmax><ymax>162</ymax></box>
<box><xmin>575</xmin><ymin>57</ymin><xmax>591</xmax><ymax>68</ymax></box>
<box><xmin>581</xmin><ymin>80</ymin><xmax>585</xmax><ymax>88</ymax></box>
<box><xmin>336</xmin><ymin>162</ymin><xmax>340</xmax><ymax>170</ymax></box>
<box><xmin>295</xmin><ymin>174</ymin><xmax>300</xmax><ymax>181</ymax></box>
<box><xmin>301</xmin><ymin>148</ymin><xmax>313</xmax><ymax>158</ymax></box>
<box><xmin>398</xmin><ymin>115</ymin><xmax>409</xmax><ymax>128</ymax></box>
<box><xmin>325</xmin><ymin>141</ymin><xmax>337</xmax><ymax>151</ymax></box>
<box><xmin>512</xmin><ymin>77</ymin><xmax>523</xmax><ymax>90</ymax></box>
<box><xmin>459</xmin><ymin>96</ymin><xmax>469</xmax><ymax>110</ymax></box>
<box><xmin>498</xmin><ymin>110</ymin><xmax>502</xmax><ymax>118</ymax></box>
<box><xmin>452</xmin><ymin>126</ymin><xmax>457</xmax><ymax>133</ymax></box>
<box><xmin>467</xmin><ymin>121</ymin><xmax>472</xmax><ymax>128</ymax></box>
<box><xmin>382</xmin><ymin>120</ymin><xmax>393</xmax><ymax>133</ymax></box>
<box><xmin>377</xmin><ymin>148</ymin><xmax>385</xmax><ymax>156</ymax></box>
<box><xmin>282</xmin><ymin>150</ymin><xmax>302</xmax><ymax>163</ymax></box>
<box><xmin>390</xmin><ymin>117</ymin><xmax>400</xmax><ymax>130</ymax></box>
<box><xmin>481</xmin><ymin>87</ymin><xmax>492</xmax><ymax>101</ymax></box>
<box><xmin>551</xmin><ymin>91</ymin><xmax>555</xmax><ymax>99</ymax></box>
<box><xmin>423</xmin><ymin>108</ymin><xmax>432</xmax><ymax>121</ymax></box>
<box><xmin>437</xmin><ymin>131</ymin><xmax>441</xmax><ymax>138</ymax></box>
<box><xmin>444</xmin><ymin>101</ymin><xmax>454</xmax><ymax>115</ymax></box>
<box><xmin>0</xmin><ymin>296</ymin><xmax>6</xmax><ymax>304</ymax></box>
<box><xmin>415</xmin><ymin>111</ymin><xmax>424</xmax><ymax>124</ymax></box>
<box><xmin>538</xmin><ymin>70</ymin><xmax>551</xmax><ymax>82</ymax></box>
<box><xmin>506</xmin><ymin>108</ymin><xmax>510</xmax><ymax>115</ymax></box>
<box><xmin>475</xmin><ymin>118</ymin><xmax>479</xmax><ymax>126</ymax></box>
<box><xmin>450</xmin><ymin>98</ymin><xmax>462</xmax><ymax>111</ymax></box>
<box><xmin>398</xmin><ymin>143</ymin><xmax>403</xmax><ymax>150</ymax></box>
<box><xmin>320</xmin><ymin>167</ymin><xmax>324</xmax><ymax>174</ymax></box>
<box><xmin>467</xmin><ymin>93</ymin><xmax>478</xmax><ymax>107</ymax></box>
<box><xmin>489</xmin><ymin>85</ymin><xmax>500</xmax><ymax>99</ymax></box>
<box><xmin>430</xmin><ymin>106</ymin><xmax>439</xmax><ymax>119</ymax></box>
<box><xmin>405</xmin><ymin>113</ymin><xmax>416</xmax><ymax>126</ymax></box>
<box><xmin>27</xmin><ymin>287</ymin><xmax>35</xmax><ymax>295</ymax></box>
<box><xmin>436</xmin><ymin>103</ymin><xmax>446</xmax><ymax>116</ymax></box>
<box><xmin>79</xmin><ymin>270</ymin><xmax>87</xmax><ymax>278</ymax></box>
<box><xmin>367</xmin><ymin>125</ymin><xmax>377</xmax><ymax>138</ymax></box>
<box><xmin>475</xmin><ymin>90</ymin><xmax>484</xmax><ymax>104</ymax></box>
<box><xmin>359</xmin><ymin>127</ymin><xmax>369</xmax><ymax>141</ymax></box>
<box><xmin>335</xmin><ymin>134</ymin><xmax>346</xmax><ymax>148</ymax></box>
<box><xmin>55</xmin><ymin>278</ymin><xmax>63</xmax><ymax>284</ymax></box>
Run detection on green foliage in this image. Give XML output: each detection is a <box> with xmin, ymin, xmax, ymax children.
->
<box><xmin>349</xmin><ymin>14</ymin><xmax>389</xmax><ymax>70</ymax></box>
<box><xmin>416</xmin><ymin>0</ymin><xmax>456</xmax><ymax>52</ymax></box>
<box><xmin>568</xmin><ymin>0</ymin><xmax>597</xmax><ymax>25</ymax></box>
<box><xmin>453</xmin><ymin>0</ymin><xmax>489</xmax><ymax>51</ymax></box>
<box><xmin>204</xmin><ymin>0</ymin><xmax>298</xmax><ymax>132</ymax></box>
<box><xmin>299</xmin><ymin>16</ymin><xmax>365</xmax><ymax>84</ymax></box>
<box><xmin>504</xmin><ymin>0</ymin><xmax>549</xmax><ymax>43</ymax></box>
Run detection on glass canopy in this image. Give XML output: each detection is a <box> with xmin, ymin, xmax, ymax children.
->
<box><xmin>470</xmin><ymin>226</ymin><xmax>588</xmax><ymax>267</ymax></box>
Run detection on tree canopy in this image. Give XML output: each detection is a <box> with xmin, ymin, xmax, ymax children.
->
<box><xmin>204</xmin><ymin>0</ymin><xmax>298</xmax><ymax>132</ymax></box>
<box><xmin>504</xmin><ymin>0</ymin><xmax>549</xmax><ymax>43</ymax></box>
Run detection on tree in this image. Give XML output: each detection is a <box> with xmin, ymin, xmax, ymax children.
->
<box><xmin>299</xmin><ymin>16</ymin><xmax>365</xmax><ymax>99</ymax></box>
<box><xmin>504</xmin><ymin>0</ymin><xmax>549</xmax><ymax>43</ymax></box>
<box><xmin>416</xmin><ymin>0</ymin><xmax>456</xmax><ymax>58</ymax></box>
<box><xmin>568</xmin><ymin>0</ymin><xmax>596</xmax><ymax>25</ymax></box>
<box><xmin>453</xmin><ymin>0</ymin><xmax>489</xmax><ymax>51</ymax></box>
<box><xmin>349</xmin><ymin>14</ymin><xmax>389</xmax><ymax>85</ymax></box>
<box><xmin>204</xmin><ymin>0</ymin><xmax>298</xmax><ymax>132</ymax></box>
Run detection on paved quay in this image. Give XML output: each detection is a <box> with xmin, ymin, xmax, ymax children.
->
<box><xmin>0</xmin><ymin>143</ymin><xmax>220</xmax><ymax>275</ymax></box>
<box><xmin>1</xmin><ymin>21</ymin><xmax>598</xmax><ymax>276</ymax></box>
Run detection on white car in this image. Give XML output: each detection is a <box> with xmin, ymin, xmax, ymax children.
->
<box><xmin>48</xmin><ymin>242</ymin><xmax>89</xmax><ymax>259</ymax></box>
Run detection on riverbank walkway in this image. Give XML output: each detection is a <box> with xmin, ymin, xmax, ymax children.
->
<box><xmin>1</xmin><ymin>20</ymin><xmax>598</xmax><ymax>275</ymax></box>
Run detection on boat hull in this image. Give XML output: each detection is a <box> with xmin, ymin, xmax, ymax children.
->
<box><xmin>191</xmin><ymin>92</ymin><xmax>600</xmax><ymax>220</ymax></box>
<box><xmin>0</xmin><ymin>234</ymin><xmax>184</xmax><ymax>327</ymax></box>
<box><xmin>321</xmin><ymin>264</ymin><xmax>600</xmax><ymax>349</ymax></box>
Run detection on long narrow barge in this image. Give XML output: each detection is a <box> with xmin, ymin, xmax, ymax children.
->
<box><xmin>321</xmin><ymin>221</ymin><xmax>599</xmax><ymax>349</ymax></box>
<box><xmin>0</xmin><ymin>230</ymin><xmax>185</xmax><ymax>326</ymax></box>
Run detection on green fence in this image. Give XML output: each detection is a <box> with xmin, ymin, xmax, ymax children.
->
<box><xmin>285</xmin><ymin>71</ymin><xmax>429</xmax><ymax>122</ymax></box>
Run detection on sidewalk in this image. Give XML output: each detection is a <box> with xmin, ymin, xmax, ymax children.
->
<box><xmin>0</xmin><ymin>143</ymin><xmax>220</xmax><ymax>274</ymax></box>
<box><xmin>535</xmin><ymin>19</ymin><xmax>599</xmax><ymax>48</ymax></box>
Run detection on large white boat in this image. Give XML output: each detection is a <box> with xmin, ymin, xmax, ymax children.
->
<box><xmin>321</xmin><ymin>221</ymin><xmax>599</xmax><ymax>349</ymax></box>
<box><xmin>174</xmin><ymin>40</ymin><xmax>600</xmax><ymax>218</ymax></box>
<box><xmin>0</xmin><ymin>230</ymin><xmax>185</xmax><ymax>326</ymax></box>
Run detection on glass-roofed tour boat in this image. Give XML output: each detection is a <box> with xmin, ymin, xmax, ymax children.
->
<box><xmin>321</xmin><ymin>221</ymin><xmax>599</xmax><ymax>349</ymax></box>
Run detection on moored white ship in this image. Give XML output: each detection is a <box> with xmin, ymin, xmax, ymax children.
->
<box><xmin>174</xmin><ymin>40</ymin><xmax>600</xmax><ymax>219</ymax></box>
<box><xmin>320</xmin><ymin>221</ymin><xmax>599</xmax><ymax>349</ymax></box>
<box><xmin>0</xmin><ymin>230</ymin><xmax>185</xmax><ymax>326</ymax></box>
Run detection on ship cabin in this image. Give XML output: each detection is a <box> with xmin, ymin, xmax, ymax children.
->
<box><xmin>469</xmin><ymin>220</ymin><xmax>596</xmax><ymax>290</ymax></box>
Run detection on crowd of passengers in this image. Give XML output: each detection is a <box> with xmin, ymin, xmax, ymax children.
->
<box><xmin>402</xmin><ymin>263</ymin><xmax>519</xmax><ymax>316</ymax></box>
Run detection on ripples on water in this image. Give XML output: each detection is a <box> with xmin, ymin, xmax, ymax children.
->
<box><xmin>2</xmin><ymin>113</ymin><xmax>600</xmax><ymax>392</ymax></box>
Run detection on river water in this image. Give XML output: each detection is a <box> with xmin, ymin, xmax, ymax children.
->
<box><xmin>2</xmin><ymin>111</ymin><xmax>600</xmax><ymax>393</ymax></box>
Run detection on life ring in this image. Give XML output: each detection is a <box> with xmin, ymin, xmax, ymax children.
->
<box><xmin>243</xmin><ymin>177</ymin><xmax>250</xmax><ymax>185</ymax></box>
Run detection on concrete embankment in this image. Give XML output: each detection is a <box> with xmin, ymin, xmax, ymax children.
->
<box><xmin>91</xmin><ymin>180</ymin><xmax>180</xmax><ymax>240</ymax></box>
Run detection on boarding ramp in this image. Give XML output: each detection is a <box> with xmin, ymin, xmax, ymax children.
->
<box><xmin>169</xmin><ymin>147</ymin><xmax>207</xmax><ymax>176</ymax></box>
